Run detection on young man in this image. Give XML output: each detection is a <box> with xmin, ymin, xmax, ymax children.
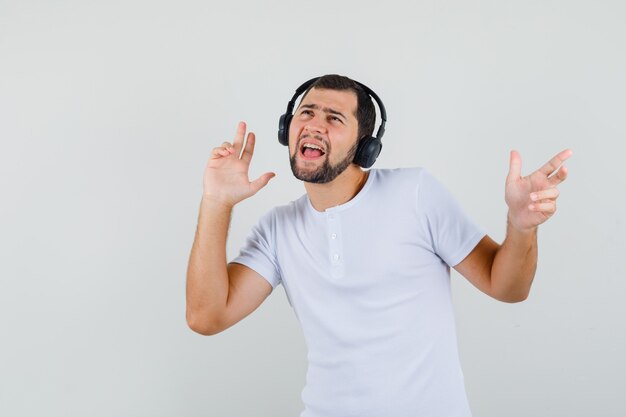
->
<box><xmin>186</xmin><ymin>75</ymin><xmax>571</xmax><ymax>416</ymax></box>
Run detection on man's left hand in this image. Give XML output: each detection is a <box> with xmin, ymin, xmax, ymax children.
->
<box><xmin>505</xmin><ymin>148</ymin><xmax>572</xmax><ymax>232</ymax></box>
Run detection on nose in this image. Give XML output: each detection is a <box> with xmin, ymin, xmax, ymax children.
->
<box><xmin>304</xmin><ymin>119</ymin><xmax>327</xmax><ymax>135</ymax></box>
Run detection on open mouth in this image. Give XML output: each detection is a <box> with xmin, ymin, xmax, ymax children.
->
<box><xmin>300</xmin><ymin>142</ymin><xmax>326</xmax><ymax>160</ymax></box>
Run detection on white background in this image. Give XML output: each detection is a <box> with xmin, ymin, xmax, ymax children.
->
<box><xmin>1</xmin><ymin>1</ymin><xmax>624</xmax><ymax>416</ymax></box>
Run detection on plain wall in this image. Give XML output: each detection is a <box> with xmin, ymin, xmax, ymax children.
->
<box><xmin>1</xmin><ymin>0</ymin><xmax>624</xmax><ymax>416</ymax></box>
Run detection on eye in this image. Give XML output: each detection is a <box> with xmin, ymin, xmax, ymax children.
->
<box><xmin>300</xmin><ymin>109</ymin><xmax>313</xmax><ymax>116</ymax></box>
<box><xmin>329</xmin><ymin>115</ymin><xmax>344</xmax><ymax>124</ymax></box>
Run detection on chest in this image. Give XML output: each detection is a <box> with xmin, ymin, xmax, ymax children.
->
<box><xmin>274</xmin><ymin>203</ymin><xmax>447</xmax><ymax>302</ymax></box>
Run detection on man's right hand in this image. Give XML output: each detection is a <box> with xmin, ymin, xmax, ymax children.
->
<box><xmin>203</xmin><ymin>121</ymin><xmax>276</xmax><ymax>207</ymax></box>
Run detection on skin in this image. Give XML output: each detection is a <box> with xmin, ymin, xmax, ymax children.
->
<box><xmin>288</xmin><ymin>88</ymin><xmax>371</xmax><ymax>211</ymax></box>
<box><xmin>186</xmin><ymin>87</ymin><xmax>571</xmax><ymax>335</ymax></box>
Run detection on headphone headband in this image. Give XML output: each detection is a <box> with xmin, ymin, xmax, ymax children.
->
<box><xmin>283</xmin><ymin>77</ymin><xmax>387</xmax><ymax>140</ymax></box>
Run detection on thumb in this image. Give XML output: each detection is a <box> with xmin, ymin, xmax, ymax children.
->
<box><xmin>506</xmin><ymin>150</ymin><xmax>522</xmax><ymax>184</ymax></box>
<box><xmin>250</xmin><ymin>172</ymin><xmax>276</xmax><ymax>194</ymax></box>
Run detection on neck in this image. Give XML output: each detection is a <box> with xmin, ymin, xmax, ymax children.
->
<box><xmin>304</xmin><ymin>165</ymin><xmax>370</xmax><ymax>212</ymax></box>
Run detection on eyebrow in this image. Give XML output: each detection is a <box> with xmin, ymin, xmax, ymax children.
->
<box><xmin>299</xmin><ymin>103</ymin><xmax>348</xmax><ymax>121</ymax></box>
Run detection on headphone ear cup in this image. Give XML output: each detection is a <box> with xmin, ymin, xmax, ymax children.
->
<box><xmin>353</xmin><ymin>136</ymin><xmax>383</xmax><ymax>168</ymax></box>
<box><xmin>278</xmin><ymin>113</ymin><xmax>292</xmax><ymax>146</ymax></box>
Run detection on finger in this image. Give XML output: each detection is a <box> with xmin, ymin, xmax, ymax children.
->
<box><xmin>233</xmin><ymin>121</ymin><xmax>246</xmax><ymax>153</ymax></box>
<box><xmin>537</xmin><ymin>148</ymin><xmax>573</xmax><ymax>177</ymax></box>
<box><xmin>549</xmin><ymin>164</ymin><xmax>568</xmax><ymax>186</ymax></box>
<box><xmin>506</xmin><ymin>150</ymin><xmax>522</xmax><ymax>184</ymax></box>
<box><xmin>211</xmin><ymin>147</ymin><xmax>233</xmax><ymax>159</ymax></box>
<box><xmin>530</xmin><ymin>188</ymin><xmax>560</xmax><ymax>202</ymax></box>
<box><xmin>528</xmin><ymin>201</ymin><xmax>556</xmax><ymax>214</ymax></box>
<box><xmin>240</xmin><ymin>132</ymin><xmax>256</xmax><ymax>164</ymax></box>
<box><xmin>211</xmin><ymin>142</ymin><xmax>235</xmax><ymax>156</ymax></box>
<box><xmin>250</xmin><ymin>172</ymin><xmax>276</xmax><ymax>194</ymax></box>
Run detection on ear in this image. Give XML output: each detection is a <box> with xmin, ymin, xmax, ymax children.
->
<box><xmin>353</xmin><ymin>136</ymin><xmax>382</xmax><ymax>168</ymax></box>
<box><xmin>278</xmin><ymin>113</ymin><xmax>292</xmax><ymax>146</ymax></box>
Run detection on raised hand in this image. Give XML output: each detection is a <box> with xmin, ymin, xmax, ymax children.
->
<box><xmin>505</xmin><ymin>149</ymin><xmax>572</xmax><ymax>231</ymax></box>
<box><xmin>203</xmin><ymin>121</ymin><xmax>275</xmax><ymax>207</ymax></box>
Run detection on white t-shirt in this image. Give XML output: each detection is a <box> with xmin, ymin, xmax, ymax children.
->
<box><xmin>233</xmin><ymin>167</ymin><xmax>485</xmax><ymax>417</ymax></box>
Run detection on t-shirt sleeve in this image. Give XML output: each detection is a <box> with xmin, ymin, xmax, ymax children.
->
<box><xmin>231</xmin><ymin>210</ymin><xmax>282</xmax><ymax>289</ymax></box>
<box><xmin>416</xmin><ymin>169</ymin><xmax>486</xmax><ymax>267</ymax></box>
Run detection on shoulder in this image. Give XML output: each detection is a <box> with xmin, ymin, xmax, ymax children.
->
<box><xmin>256</xmin><ymin>194</ymin><xmax>309</xmax><ymax>228</ymax></box>
<box><xmin>370</xmin><ymin>167</ymin><xmax>432</xmax><ymax>190</ymax></box>
<box><xmin>369</xmin><ymin>167</ymin><xmax>455</xmax><ymax>213</ymax></box>
<box><xmin>372</xmin><ymin>166</ymin><xmax>431</xmax><ymax>180</ymax></box>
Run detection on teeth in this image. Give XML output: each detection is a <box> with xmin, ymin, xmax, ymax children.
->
<box><xmin>303</xmin><ymin>143</ymin><xmax>323</xmax><ymax>151</ymax></box>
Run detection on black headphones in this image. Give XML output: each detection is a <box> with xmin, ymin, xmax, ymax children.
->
<box><xmin>278</xmin><ymin>77</ymin><xmax>387</xmax><ymax>169</ymax></box>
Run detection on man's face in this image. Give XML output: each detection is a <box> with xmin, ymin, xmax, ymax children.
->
<box><xmin>288</xmin><ymin>87</ymin><xmax>360</xmax><ymax>183</ymax></box>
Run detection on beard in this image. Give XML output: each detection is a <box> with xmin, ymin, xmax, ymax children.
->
<box><xmin>290</xmin><ymin>137</ymin><xmax>359</xmax><ymax>184</ymax></box>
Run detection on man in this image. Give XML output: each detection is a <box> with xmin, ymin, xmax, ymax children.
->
<box><xmin>186</xmin><ymin>74</ymin><xmax>571</xmax><ymax>416</ymax></box>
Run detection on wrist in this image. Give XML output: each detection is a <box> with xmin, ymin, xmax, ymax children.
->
<box><xmin>201</xmin><ymin>194</ymin><xmax>235</xmax><ymax>212</ymax></box>
<box><xmin>507</xmin><ymin>211</ymin><xmax>538</xmax><ymax>236</ymax></box>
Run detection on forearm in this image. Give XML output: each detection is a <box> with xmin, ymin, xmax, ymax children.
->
<box><xmin>490</xmin><ymin>214</ymin><xmax>538</xmax><ymax>302</ymax></box>
<box><xmin>186</xmin><ymin>197</ymin><xmax>234</xmax><ymax>332</ymax></box>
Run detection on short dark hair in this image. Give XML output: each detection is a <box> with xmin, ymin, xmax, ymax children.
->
<box><xmin>301</xmin><ymin>74</ymin><xmax>376</xmax><ymax>141</ymax></box>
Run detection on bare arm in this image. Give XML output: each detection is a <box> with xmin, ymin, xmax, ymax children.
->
<box><xmin>455</xmin><ymin>149</ymin><xmax>571</xmax><ymax>302</ymax></box>
<box><xmin>455</xmin><ymin>226</ymin><xmax>537</xmax><ymax>303</ymax></box>
<box><xmin>186</xmin><ymin>122</ymin><xmax>275</xmax><ymax>335</ymax></box>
